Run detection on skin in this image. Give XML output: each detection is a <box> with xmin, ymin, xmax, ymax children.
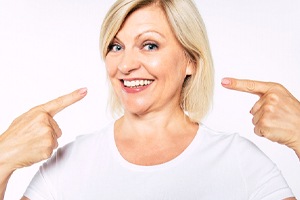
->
<box><xmin>0</xmin><ymin>88</ymin><xmax>87</xmax><ymax>200</ymax></box>
<box><xmin>105</xmin><ymin>5</ymin><xmax>198</xmax><ymax>166</ymax></box>
<box><xmin>105</xmin><ymin>5</ymin><xmax>194</xmax><ymax>116</ymax></box>
<box><xmin>0</xmin><ymin>4</ymin><xmax>297</xmax><ymax>200</ymax></box>
<box><xmin>222</xmin><ymin>77</ymin><xmax>300</xmax><ymax>160</ymax></box>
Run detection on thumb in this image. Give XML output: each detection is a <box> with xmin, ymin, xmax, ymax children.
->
<box><xmin>39</xmin><ymin>87</ymin><xmax>87</xmax><ymax>117</ymax></box>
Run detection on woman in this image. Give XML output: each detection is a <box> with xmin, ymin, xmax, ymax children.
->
<box><xmin>0</xmin><ymin>0</ymin><xmax>298</xmax><ymax>199</ymax></box>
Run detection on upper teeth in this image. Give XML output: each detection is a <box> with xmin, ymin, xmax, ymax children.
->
<box><xmin>124</xmin><ymin>80</ymin><xmax>153</xmax><ymax>87</ymax></box>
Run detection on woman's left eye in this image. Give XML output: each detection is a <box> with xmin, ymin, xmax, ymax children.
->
<box><xmin>143</xmin><ymin>43</ymin><xmax>158</xmax><ymax>51</ymax></box>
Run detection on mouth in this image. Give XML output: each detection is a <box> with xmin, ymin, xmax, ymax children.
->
<box><xmin>122</xmin><ymin>79</ymin><xmax>154</xmax><ymax>88</ymax></box>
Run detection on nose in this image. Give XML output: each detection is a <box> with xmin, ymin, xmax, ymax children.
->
<box><xmin>118</xmin><ymin>50</ymin><xmax>140</xmax><ymax>74</ymax></box>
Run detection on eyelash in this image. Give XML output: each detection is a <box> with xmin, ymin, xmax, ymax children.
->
<box><xmin>107</xmin><ymin>41</ymin><xmax>159</xmax><ymax>52</ymax></box>
<box><xmin>143</xmin><ymin>42</ymin><xmax>158</xmax><ymax>51</ymax></box>
<box><xmin>108</xmin><ymin>43</ymin><xmax>122</xmax><ymax>52</ymax></box>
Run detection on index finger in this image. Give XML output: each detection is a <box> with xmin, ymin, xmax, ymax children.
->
<box><xmin>221</xmin><ymin>77</ymin><xmax>273</xmax><ymax>96</ymax></box>
<box><xmin>40</xmin><ymin>88</ymin><xmax>87</xmax><ymax>117</ymax></box>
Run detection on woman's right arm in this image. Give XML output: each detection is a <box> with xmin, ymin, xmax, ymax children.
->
<box><xmin>0</xmin><ymin>88</ymin><xmax>87</xmax><ymax>200</ymax></box>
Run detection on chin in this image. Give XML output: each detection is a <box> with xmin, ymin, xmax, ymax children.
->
<box><xmin>123</xmin><ymin>103</ymin><xmax>151</xmax><ymax>116</ymax></box>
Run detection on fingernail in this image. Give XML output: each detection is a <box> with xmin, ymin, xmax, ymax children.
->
<box><xmin>221</xmin><ymin>78</ymin><xmax>231</xmax><ymax>85</ymax></box>
<box><xmin>79</xmin><ymin>87</ymin><xmax>88</xmax><ymax>95</ymax></box>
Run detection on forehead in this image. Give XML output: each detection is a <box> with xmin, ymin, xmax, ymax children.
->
<box><xmin>117</xmin><ymin>4</ymin><xmax>174</xmax><ymax>38</ymax></box>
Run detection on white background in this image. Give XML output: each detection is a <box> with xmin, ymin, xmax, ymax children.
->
<box><xmin>0</xmin><ymin>0</ymin><xmax>299</xmax><ymax>199</ymax></box>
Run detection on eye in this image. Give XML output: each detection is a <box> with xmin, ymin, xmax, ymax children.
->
<box><xmin>143</xmin><ymin>42</ymin><xmax>158</xmax><ymax>51</ymax></box>
<box><xmin>108</xmin><ymin>43</ymin><xmax>123</xmax><ymax>52</ymax></box>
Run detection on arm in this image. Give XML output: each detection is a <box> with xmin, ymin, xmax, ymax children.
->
<box><xmin>0</xmin><ymin>166</ymin><xmax>12</xmax><ymax>200</ymax></box>
<box><xmin>222</xmin><ymin>78</ymin><xmax>300</xmax><ymax>159</ymax></box>
<box><xmin>0</xmin><ymin>88</ymin><xmax>87</xmax><ymax>200</ymax></box>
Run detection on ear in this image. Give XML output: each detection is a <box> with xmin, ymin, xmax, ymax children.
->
<box><xmin>185</xmin><ymin>59</ymin><xmax>195</xmax><ymax>76</ymax></box>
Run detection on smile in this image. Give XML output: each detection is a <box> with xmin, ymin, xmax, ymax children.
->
<box><xmin>123</xmin><ymin>79</ymin><xmax>153</xmax><ymax>88</ymax></box>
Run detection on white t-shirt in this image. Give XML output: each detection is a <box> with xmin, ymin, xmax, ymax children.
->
<box><xmin>24</xmin><ymin>122</ymin><xmax>294</xmax><ymax>200</ymax></box>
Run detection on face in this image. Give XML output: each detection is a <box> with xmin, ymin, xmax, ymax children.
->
<box><xmin>105</xmin><ymin>4</ymin><xmax>194</xmax><ymax>116</ymax></box>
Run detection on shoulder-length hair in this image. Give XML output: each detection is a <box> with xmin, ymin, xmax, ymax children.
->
<box><xmin>100</xmin><ymin>0</ymin><xmax>214</xmax><ymax>123</ymax></box>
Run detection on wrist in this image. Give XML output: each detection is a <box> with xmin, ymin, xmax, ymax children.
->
<box><xmin>0</xmin><ymin>134</ymin><xmax>17</xmax><ymax>178</ymax></box>
<box><xmin>0</xmin><ymin>158</ymin><xmax>16</xmax><ymax>181</ymax></box>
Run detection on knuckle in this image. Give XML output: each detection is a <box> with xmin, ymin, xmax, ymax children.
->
<box><xmin>258</xmin><ymin>117</ymin><xmax>269</xmax><ymax>127</ymax></box>
<box><xmin>262</xmin><ymin>104</ymin><xmax>275</xmax><ymax>113</ymax></box>
<box><xmin>261</xmin><ymin>129</ymin><xmax>271</xmax><ymax>139</ymax></box>
<box><xmin>55</xmin><ymin>97</ymin><xmax>64</xmax><ymax>109</ymax></box>
<box><xmin>256</xmin><ymin>121</ymin><xmax>271</xmax><ymax>138</ymax></box>
<box><xmin>29</xmin><ymin>110</ymin><xmax>50</xmax><ymax>123</ymax></box>
<box><xmin>37</xmin><ymin>112</ymin><xmax>49</xmax><ymax>121</ymax></box>
<box><xmin>259</xmin><ymin>128</ymin><xmax>267</xmax><ymax>137</ymax></box>
<box><xmin>251</xmin><ymin>116</ymin><xmax>258</xmax><ymax>125</ymax></box>
<box><xmin>29</xmin><ymin>106</ymin><xmax>41</xmax><ymax>113</ymax></box>
<box><xmin>272</xmin><ymin>82</ymin><xmax>284</xmax><ymax>90</ymax></box>
<box><xmin>246</xmin><ymin>80</ymin><xmax>256</xmax><ymax>91</ymax></box>
<box><xmin>56</xmin><ymin>128</ymin><xmax>62</xmax><ymax>138</ymax></box>
<box><xmin>254</xmin><ymin>126</ymin><xmax>261</xmax><ymax>136</ymax></box>
<box><xmin>266</xmin><ymin>93</ymin><xmax>279</xmax><ymax>103</ymax></box>
<box><xmin>251</xmin><ymin>117</ymin><xmax>255</xmax><ymax>125</ymax></box>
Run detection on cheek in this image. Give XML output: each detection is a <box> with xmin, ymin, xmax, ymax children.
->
<box><xmin>144</xmin><ymin>55</ymin><xmax>174</xmax><ymax>77</ymax></box>
<box><xmin>142</xmin><ymin>56</ymin><xmax>160</xmax><ymax>70</ymax></box>
<box><xmin>148</xmin><ymin>51</ymin><xmax>187</xmax><ymax>74</ymax></box>
<box><xmin>104</xmin><ymin>60</ymin><xmax>117</xmax><ymax>78</ymax></box>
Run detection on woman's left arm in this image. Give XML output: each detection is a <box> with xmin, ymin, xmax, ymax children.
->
<box><xmin>222</xmin><ymin>78</ymin><xmax>300</xmax><ymax>160</ymax></box>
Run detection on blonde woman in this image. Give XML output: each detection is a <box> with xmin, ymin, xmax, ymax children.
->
<box><xmin>0</xmin><ymin>0</ymin><xmax>298</xmax><ymax>199</ymax></box>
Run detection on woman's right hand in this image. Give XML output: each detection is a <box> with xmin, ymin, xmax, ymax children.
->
<box><xmin>0</xmin><ymin>88</ymin><xmax>87</xmax><ymax>172</ymax></box>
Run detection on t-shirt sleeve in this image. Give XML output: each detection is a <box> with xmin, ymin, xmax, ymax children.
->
<box><xmin>23</xmin><ymin>169</ymin><xmax>55</xmax><ymax>200</ymax></box>
<box><xmin>234</xmin><ymin>134</ymin><xmax>294</xmax><ymax>200</ymax></box>
<box><xmin>23</xmin><ymin>143</ymin><xmax>71</xmax><ymax>200</ymax></box>
<box><xmin>23</xmin><ymin>132</ymin><xmax>102</xmax><ymax>200</ymax></box>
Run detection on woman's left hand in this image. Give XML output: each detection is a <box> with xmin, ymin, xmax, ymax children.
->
<box><xmin>222</xmin><ymin>77</ymin><xmax>300</xmax><ymax>159</ymax></box>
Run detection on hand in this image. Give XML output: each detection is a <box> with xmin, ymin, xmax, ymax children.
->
<box><xmin>221</xmin><ymin>78</ymin><xmax>300</xmax><ymax>158</ymax></box>
<box><xmin>0</xmin><ymin>88</ymin><xmax>87</xmax><ymax>171</ymax></box>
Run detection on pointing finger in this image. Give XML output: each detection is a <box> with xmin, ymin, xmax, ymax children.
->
<box><xmin>40</xmin><ymin>88</ymin><xmax>87</xmax><ymax>117</ymax></box>
<box><xmin>221</xmin><ymin>78</ymin><xmax>274</xmax><ymax>96</ymax></box>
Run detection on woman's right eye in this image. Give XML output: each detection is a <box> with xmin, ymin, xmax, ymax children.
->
<box><xmin>108</xmin><ymin>43</ymin><xmax>122</xmax><ymax>52</ymax></box>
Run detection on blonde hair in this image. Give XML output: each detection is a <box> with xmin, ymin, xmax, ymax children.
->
<box><xmin>100</xmin><ymin>0</ymin><xmax>214</xmax><ymax>123</ymax></box>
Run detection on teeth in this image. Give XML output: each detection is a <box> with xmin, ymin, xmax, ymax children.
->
<box><xmin>124</xmin><ymin>80</ymin><xmax>153</xmax><ymax>87</ymax></box>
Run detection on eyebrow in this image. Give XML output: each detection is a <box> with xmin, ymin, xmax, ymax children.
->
<box><xmin>136</xmin><ymin>30</ymin><xmax>166</xmax><ymax>40</ymax></box>
<box><xmin>114</xmin><ymin>30</ymin><xmax>166</xmax><ymax>43</ymax></box>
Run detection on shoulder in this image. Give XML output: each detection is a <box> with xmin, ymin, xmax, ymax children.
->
<box><xmin>41</xmin><ymin>121</ymin><xmax>114</xmax><ymax>171</ymax></box>
<box><xmin>198</xmin><ymin>124</ymin><xmax>273</xmax><ymax>167</ymax></box>
<box><xmin>63</xmin><ymin>121</ymin><xmax>114</xmax><ymax>153</ymax></box>
<box><xmin>200</xmin><ymin>124</ymin><xmax>293</xmax><ymax>199</ymax></box>
<box><xmin>199</xmin><ymin>124</ymin><xmax>257</xmax><ymax>151</ymax></box>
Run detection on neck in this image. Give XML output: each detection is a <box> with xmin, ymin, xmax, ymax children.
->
<box><xmin>115</xmin><ymin>106</ymin><xmax>197</xmax><ymax>139</ymax></box>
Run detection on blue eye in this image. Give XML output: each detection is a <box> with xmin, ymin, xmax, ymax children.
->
<box><xmin>143</xmin><ymin>43</ymin><xmax>158</xmax><ymax>51</ymax></box>
<box><xmin>108</xmin><ymin>43</ymin><xmax>123</xmax><ymax>52</ymax></box>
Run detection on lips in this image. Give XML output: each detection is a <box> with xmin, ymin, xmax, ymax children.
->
<box><xmin>121</xmin><ymin>79</ymin><xmax>154</xmax><ymax>93</ymax></box>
